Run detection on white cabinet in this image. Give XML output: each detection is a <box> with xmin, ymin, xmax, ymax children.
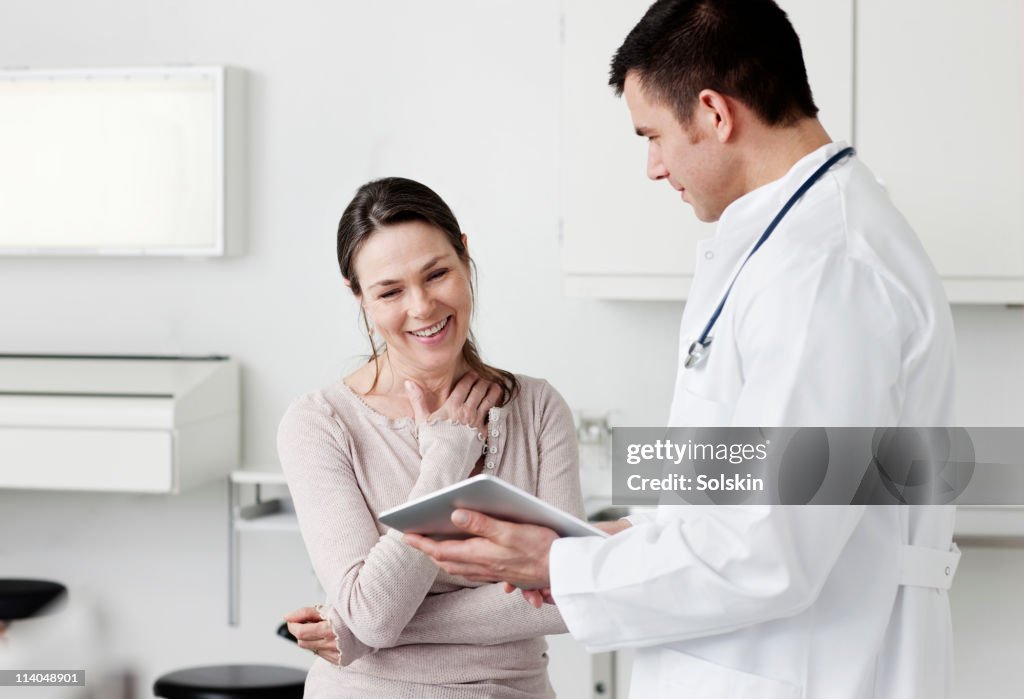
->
<box><xmin>560</xmin><ymin>0</ymin><xmax>708</xmax><ymax>300</ymax></box>
<box><xmin>0</xmin><ymin>355</ymin><xmax>239</xmax><ymax>493</ymax></box>
<box><xmin>560</xmin><ymin>0</ymin><xmax>853</xmax><ymax>300</ymax></box>
<box><xmin>855</xmin><ymin>0</ymin><xmax>1024</xmax><ymax>302</ymax></box>
<box><xmin>561</xmin><ymin>0</ymin><xmax>1023</xmax><ymax>302</ymax></box>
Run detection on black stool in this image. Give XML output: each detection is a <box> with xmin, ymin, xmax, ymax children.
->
<box><xmin>0</xmin><ymin>579</ymin><xmax>67</xmax><ymax>620</ymax></box>
<box><xmin>153</xmin><ymin>664</ymin><xmax>306</xmax><ymax>698</ymax></box>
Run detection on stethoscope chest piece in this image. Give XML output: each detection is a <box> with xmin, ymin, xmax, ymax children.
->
<box><xmin>685</xmin><ymin>338</ymin><xmax>712</xmax><ymax>369</ymax></box>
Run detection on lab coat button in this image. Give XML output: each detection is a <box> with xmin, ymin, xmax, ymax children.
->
<box><xmin>705</xmin><ymin>250</ymin><xmax>715</xmax><ymax>260</ymax></box>
<box><xmin>485</xmin><ymin>461</ymin><xmax>495</xmax><ymax>469</ymax></box>
<box><xmin>945</xmin><ymin>566</ymin><xmax>951</xmax><ymax>576</ymax></box>
<box><xmin>489</xmin><ymin>446</ymin><xmax>498</xmax><ymax>454</ymax></box>
<box><xmin>489</xmin><ymin>429</ymin><xmax>499</xmax><ymax>437</ymax></box>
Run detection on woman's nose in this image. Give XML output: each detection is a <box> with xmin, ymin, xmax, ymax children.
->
<box><xmin>408</xmin><ymin>287</ymin><xmax>435</xmax><ymax>318</ymax></box>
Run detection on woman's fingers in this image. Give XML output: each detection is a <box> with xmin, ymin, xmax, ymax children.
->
<box><xmin>288</xmin><ymin>619</ymin><xmax>334</xmax><ymax>643</ymax></box>
<box><xmin>478</xmin><ymin>382</ymin><xmax>502</xmax><ymax>422</ymax></box>
<box><xmin>282</xmin><ymin>606</ymin><xmax>322</xmax><ymax>624</ymax></box>
<box><xmin>465</xmin><ymin>378</ymin><xmax>490</xmax><ymax>412</ymax></box>
<box><xmin>412</xmin><ymin>372</ymin><xmax>502</xmax><ymax>433</ymax></box>
<box><xmin>404</xmin><ymin>380</ymin><xmax>431</xmax><ymax>423</ymax></box>
<box><xmin>446</xmin><ymin>372</ymin><xmax>478</xmax><ymax>407</ymax></box>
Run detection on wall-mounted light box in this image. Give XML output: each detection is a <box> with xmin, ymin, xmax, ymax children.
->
<box><xmin>0</xmin><ymin>66</ymin><xmax>243</xmax><ymax>256</ymax></box>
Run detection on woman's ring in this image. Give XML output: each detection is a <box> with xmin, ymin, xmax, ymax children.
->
<box><xmin>313</xmin><ymin>648</ymin><xmax>320</xmax><ymax>657</ymax></box>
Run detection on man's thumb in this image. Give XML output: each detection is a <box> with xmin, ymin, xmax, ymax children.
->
<box><xmin>452</xmin><ymin>509</ymin><xmax>495</xmax><ymax>538</ymax></box>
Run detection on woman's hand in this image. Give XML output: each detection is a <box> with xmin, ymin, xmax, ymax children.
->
<box><xmin>405</xmin><ymin>372</ymin><xmax>502</xmax><ymax>438</ymax></box>
<box><xmin>284</xmin><ymin>607</ymin><xmax>340</xmax><ymax>666</ymax></box>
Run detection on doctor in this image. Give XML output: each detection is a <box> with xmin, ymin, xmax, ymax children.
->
<box><xmin>405</xmin><ymin>0</ymin><xmax>960</xmax><ymax>697</ymax></box>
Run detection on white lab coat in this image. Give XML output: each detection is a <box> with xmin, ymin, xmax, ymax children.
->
<box><xmin>550</xmin><ymin>142</ymin><xmax>959</xmax><ymax>698</ymax></box>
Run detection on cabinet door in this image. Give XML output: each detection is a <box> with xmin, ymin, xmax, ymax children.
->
<box><xmin>560</xmin><ymin>0</ymin><xmax>854</xmax><ymax>300</ymax></box>
<box><xmin>856</xmin><ymin>0</ymin><xmax>1024</xmax><ymax>302</ymax></box>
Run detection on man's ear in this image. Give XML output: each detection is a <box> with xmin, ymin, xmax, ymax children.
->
<box><xmin>696</xmin><ymin>89</ymin><xmax>735</xmax><ymax>144</ymax></box>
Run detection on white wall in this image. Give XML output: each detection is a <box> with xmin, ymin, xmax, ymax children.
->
<box><xmin>0</xmin><ymin>1</ymin><xmax>1020</xmax><ymax>697</ymax></box>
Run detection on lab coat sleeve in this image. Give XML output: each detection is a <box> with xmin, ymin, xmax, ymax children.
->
<box><xmin>550</xmin><ymin>505</ymin><xmax>864</xmax><ymax>651</ymax></box>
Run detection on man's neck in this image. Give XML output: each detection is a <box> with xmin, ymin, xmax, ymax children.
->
<box><xmin>740</xmin><ymin>118</ymin><xmax>832</xmax><ymax>196</ymax></box>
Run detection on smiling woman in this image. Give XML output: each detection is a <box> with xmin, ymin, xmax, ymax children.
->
<box><xmin>337</xmin><ymin>178</ymin><xmax>517</xmax><ymax>409</ymax></box>
<box><xmin>277</xmin><ymin>177</ymin><xmax>584</xmax><ymax>698</ymax></box>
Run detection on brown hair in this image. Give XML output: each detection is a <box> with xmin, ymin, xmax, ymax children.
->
<box><xmin>609</xmin><ymin>0</ymin><xmax>818</xmax><ymax>127</ymax></box>
<box><xmin>337</xmin><ymin>177</ymin><xmax>519</xmax><ymax>405</ymax></box>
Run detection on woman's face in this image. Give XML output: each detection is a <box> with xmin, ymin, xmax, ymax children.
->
<box><xmin>353</xmin><ymin>220</ymin><xmax>472</xmax><ymax>379</ymax></box>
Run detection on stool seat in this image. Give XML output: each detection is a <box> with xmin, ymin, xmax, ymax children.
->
<box><xmin>153</xmin><ymin>664</ymin><xmax>306</xmax><ymax>699</ymax></box>
<box><xmin>0</xmin><ymin>579</ymin><xmax>66</xmax><ymax>620</ymax></box>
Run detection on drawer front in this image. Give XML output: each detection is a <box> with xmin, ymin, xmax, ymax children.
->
<box><xmin>0</xmin><ymin>427</ymin><xmax>174</xmax><ymax>492</ymax></box>
<box><xmin>0</xmin><ymin>395</ymin><xmax>175</xmax><ymax>429</ymax></box>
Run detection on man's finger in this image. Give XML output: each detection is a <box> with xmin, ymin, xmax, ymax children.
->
<box><xmin>451</xmin><ymin>509</ymin><xmax>506</xmax><ymax>542</ymax></box>
<box><xmin>521</xmin><ymin>589</ymin><xmax>545</xmax><ymax>609</ymax></box>
<box><xmin>403</xmin><ymin>532</ymin><xmax>441</xmax><ymax>558</ymax></box>
<box><xmin>435</xmin><ymin>561</ymin><xmax>503</xmax><ymax>580</ymax></box>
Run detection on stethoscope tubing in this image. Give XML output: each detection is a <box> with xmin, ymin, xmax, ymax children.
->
<box><xmin>685</xmin><ymin>146</ymin><xmax>856</xmax><ymax>370</ymax></box>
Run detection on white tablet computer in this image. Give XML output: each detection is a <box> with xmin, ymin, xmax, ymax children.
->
<box><xmin>378</xmin><ymin>474</ymin><xmax>608</xmax><ymax>540</ymax></box>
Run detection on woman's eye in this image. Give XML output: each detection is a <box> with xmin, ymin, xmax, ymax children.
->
<box><xmin>379</xmin><ymin>288</ymin><xmax>400</xmax><ymax>299</ymax></box>
<box><xmin>428</xmin><ymin>269</ymin><xmax>448</xmax><ymax>281</ymax></box>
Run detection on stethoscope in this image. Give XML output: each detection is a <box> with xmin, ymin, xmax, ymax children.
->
<box><xmin>684</xmin><ymin>146</ymin><xmax>856</xmax><ymax>370</ymax></box>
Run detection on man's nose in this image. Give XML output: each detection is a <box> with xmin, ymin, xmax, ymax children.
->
<box><xmin>647</xmin><ymin>143</ymin><xmax>668</xmax><ymax>181</ymax></box>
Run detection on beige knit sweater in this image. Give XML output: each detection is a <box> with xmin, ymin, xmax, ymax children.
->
<box><xmin>278</xmin><ymin>374</ymin><xmax>584</xmax><ymax>698</ymax></box>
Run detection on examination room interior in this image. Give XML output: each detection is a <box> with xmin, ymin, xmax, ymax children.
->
<box><xmin>0</xmin><ymin>1</ymin><xmax>1022</xmax><ymax>697</ymax></box>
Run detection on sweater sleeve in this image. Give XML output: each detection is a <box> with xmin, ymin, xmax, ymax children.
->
<box><xmin>372</xmin><ymin>380</ymin><xmax>583</xmax><ymax>648</ymax></box>
<box><xmin>320</xmin><ymin>380</ymin><xmax>582</xmax><ymax>657</ymax></box>
<box><xmin>277</xmin><ymin>395</ymin><xmax>482</xmax><ymax>650</ymax></box>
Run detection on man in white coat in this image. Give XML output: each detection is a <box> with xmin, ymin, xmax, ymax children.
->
<box><xmin>406</xmin><ymin>0</ymin><xmax>960</xmax><ymax>696</ymax></box>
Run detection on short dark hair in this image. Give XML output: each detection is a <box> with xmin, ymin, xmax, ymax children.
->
<box><xmin>609</xmin><ymin>0</ymin><xmax>818</xmax><ymax>126</ymax></box>
<box><xmin>337</xmin><ymin>177</ymin><xmax>519</xmax><ymax>405</ymax></box>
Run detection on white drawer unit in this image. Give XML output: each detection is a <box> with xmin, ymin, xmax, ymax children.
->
<box><xmin>0</xmin><ymin>355</ymin><xmax>239</xmax><ymax>493</ymax></box>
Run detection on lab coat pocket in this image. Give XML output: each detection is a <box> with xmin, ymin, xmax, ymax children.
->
<box><xmin>671</xmin><ymin>385</ymin><xmax>736</xmax><ymax>427</ymax></box>
<box><xmin>658</xmin><ymin>648</ymin><xmax>801</xmax><ymax>699</ymax></box>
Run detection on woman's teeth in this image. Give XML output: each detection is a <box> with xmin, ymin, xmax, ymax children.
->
<box><xmin>411</xmin><ymin>317</ymin><xmax>448</xmax><ymax>338</ymax></box>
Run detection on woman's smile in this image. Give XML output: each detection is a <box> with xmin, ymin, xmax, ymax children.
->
<box><xmin>408</xmin><ymin>315</ymin><xmax>453</xmax><ymax>345</ymax></box>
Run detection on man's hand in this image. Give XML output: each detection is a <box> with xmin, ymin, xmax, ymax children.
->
<box><xmin>404</xmin><ymin>509</ymin><xmax>559</xmax><ymax>589</ymax></box>
<box><xmin>501</xmin><ymin>519</ymin><xmax>634</xmax><ymax>607</ymax></box>
<box><xmin>284</xmin><ymin>607</ymin><xmax>340</xmax><ymax>666</ymax></box>
<box><xmin>594</xmin><ymin>519</ymin><xmax>633</xmax><ymax>536</ymax></box>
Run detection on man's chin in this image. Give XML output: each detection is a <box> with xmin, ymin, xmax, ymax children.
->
<box><xmin>692</xmin><ymin>206</ymin><xmax>722</xmax><ymax>224</ymax></box>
